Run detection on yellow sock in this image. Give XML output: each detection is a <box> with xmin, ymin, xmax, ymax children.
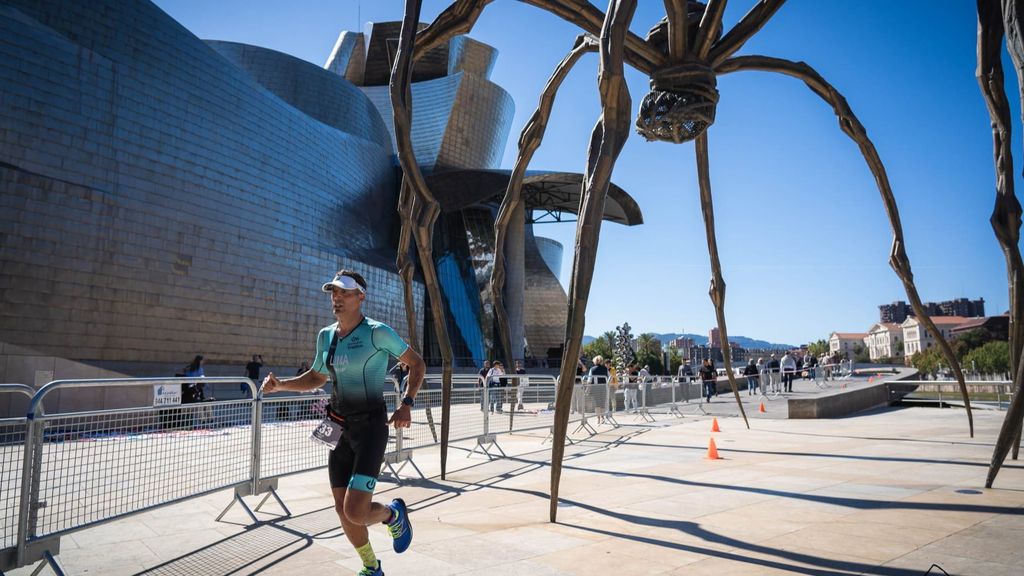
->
<box><xmin>355</xmin><ymin>542</ymin><xmax>377</xmax><ymax>568</ymax></box>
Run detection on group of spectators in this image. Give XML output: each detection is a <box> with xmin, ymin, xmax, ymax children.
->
<box><xmin>676</xmin><ymin>352</ymin><xmax>844</xmax><ymax>402</ymax></box>
<box><xmin>580</xmin><ymin>355</ymin><xmax>653</xmax><ymax>417</ymax></box>
<box><xmin>478</xmin><ymin>359</ymin><xmax>528</xmax><ymax>413</ymax></box>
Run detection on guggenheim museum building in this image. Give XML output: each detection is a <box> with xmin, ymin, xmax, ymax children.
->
<box><xmin>0</xmin><ymin>0</ymin><xmax>642</xmax><ymax>386</ymax></box>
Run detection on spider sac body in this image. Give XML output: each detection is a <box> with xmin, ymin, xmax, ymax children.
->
<box><xmin>636</xmin><ymin>62</ymin><xmax>719</xmax><ymax>144</ymax></box>
<box><xmin>635</xmin><ymin>1</ymin><xmax>720</xmax><ymax>144</ymax></box>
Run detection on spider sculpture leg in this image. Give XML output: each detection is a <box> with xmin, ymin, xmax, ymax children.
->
<box><xmin>396</xmin><ymin>178</ymin><xmax>421</xmax><ymax>352</ymax></box>
<box><xmin>717</xmin><ymin>56</ymin><xmax>974</xmax><ymax>439</ymax></box>
<box><xmin>977</xmin><ymin>0</ymin><xmax>1024</xmax><ymax>485</ymax></box>
<box><xmin>490</xmin><ymin>34</ymin><xmax>598</xmax><ymax>371</ymax></box>
<box><xmin>392</xmin><ymin>0</ymin><xmax>456</xmax><ymax>479</ymax></box>
<box><xmin>414</xmin><ymin>0</ymin><xmax>490</xmax><ymax>57</ymax></box>
<box><xmin>694</xmin><ymin>132</ymin><xmax>750</xmax><ymax>429</ymax></box>
<box><xmin>550</xmin><ymin>0</ymin><xmax>636</xmax><ymax>523</ymax></box>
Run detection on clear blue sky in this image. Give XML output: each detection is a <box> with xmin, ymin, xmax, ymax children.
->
<box><xmin>155</xmin><ymin>0</ymin><xmax>1020</xmax><ymax>346</ymax></box>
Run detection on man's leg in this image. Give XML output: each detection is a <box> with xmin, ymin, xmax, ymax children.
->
<box><xmin>343</xmin><ymin>488</ymin><xmax>393</xmax><ymax>526</ymax></box>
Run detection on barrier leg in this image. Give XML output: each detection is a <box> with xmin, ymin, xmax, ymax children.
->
<box><xmin>253</xmin><ymin>485</ymin><xmax>292</xmax><ymax>518</ymax></box>
<box><xmin>469</xmin><ymin>434</ymin><xmax>505</xmax><ymax>459</ymax></box>
<box><xmin>26</xmin><ymin>551</ymin><xmax>65</xmax><ymax>576</ymax></box>
<box><xmin>383</xmin><ymin>454</ymin><xmax>426</xmax><ymax>483</ymax></box>
<box><xmin>215</xmin><ymin>487</ymin><xmax>260</xmax><ymax>525</ymax></box>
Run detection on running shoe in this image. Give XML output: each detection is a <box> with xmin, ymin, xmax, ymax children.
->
<box><xmin>358</xmin><ymin>560</ymin><xmax>384</xmax><ymax>576</ymax></box>
<box><xmin>386</xmin><ymin>498</ymin><xmax>413</xmax><ymax>553</ymax></box>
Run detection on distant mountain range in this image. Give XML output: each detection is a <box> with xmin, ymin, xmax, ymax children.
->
<box><xmin>582</xmin><ymin>332</ymin><xmax>795</xmax><ymax>350</ymax></box>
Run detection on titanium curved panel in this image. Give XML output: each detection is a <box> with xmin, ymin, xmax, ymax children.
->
<box><xmin>361</xmin><ymin>71</ymin><xmax>514</xmax><ymax>171</ymax></box>
<box><xmin>206</xmin><ymin>40</ymin><xmax>390</xmax><ymax>148</ymax></box>
<box><xmin>523</xmin><ymin>226</ymin><xmax>569</xmax><ymax>361</ymax></box>
<box><xmin>0</xmin><ymin>0</ymin><xmax>422</xmax><ymax>367</ymax></box>
<box><xmin>324</xmin><ymin>30</ymin><xmax>365</xmax><ymax>85</ymax></box>
<box><xmin>533</xmin><ymin>236</ymin><xmax>563</xmax><ymax>279</ymax></box>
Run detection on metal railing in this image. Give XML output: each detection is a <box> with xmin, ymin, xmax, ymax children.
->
<box><xmin>894</xmin><ymin>380</ymin><xmax>1014</xmax><ymax>409</ymax></box>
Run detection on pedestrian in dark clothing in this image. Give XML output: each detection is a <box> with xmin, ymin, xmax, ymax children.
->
<box><xmin>243</xmin><ymin>354</ymin><xmax>263</xmax><ymax>397</ymax></box>
<box><xmin>743</xmin><ymin>359</ymin><xmax>759</xmax><ymax>395</ymax></box>
<box><xmin>699</xmin><ymin>359</ymin><xmax>717</xmax><ymax>403</ymax></box>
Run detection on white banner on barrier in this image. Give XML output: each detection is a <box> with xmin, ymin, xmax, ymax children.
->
<box><xmin>153</xmin><ymin>383</ymin><xmax>182</xmax><ymax>406</ymax></box>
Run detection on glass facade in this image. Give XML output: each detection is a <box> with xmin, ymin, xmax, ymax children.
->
<box><xmin>427</xmin><ymin>206</ymin><xmax>509</xmax><ymax>367</ymax></box>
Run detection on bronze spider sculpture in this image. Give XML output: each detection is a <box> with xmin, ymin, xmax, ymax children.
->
<box><xmin>977</xmin><ymin>0</ymin><xmax>1024</xmax><ymax>488</ymax></box>
<box><xmin>389</xmin><ymin>0</ymin><xmax>975</xmax><ymax>520</ymax></box>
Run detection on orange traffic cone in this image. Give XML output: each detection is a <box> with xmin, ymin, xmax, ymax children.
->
<box><xmin>707</xmin><ymin>437</ymin><xmax>721</xmax><ymax>460</ymax></box>
<box><xmin>711</xmin><ymin>417</ymin><xmax>721</xmax><ymax>432</ymax></box>
<box><xmin>758</xmin><ymin>401</ymin><xmax>766</xmax><ymax>414</ymax></box>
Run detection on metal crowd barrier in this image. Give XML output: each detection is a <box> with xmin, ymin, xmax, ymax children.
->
<box><xmin>2</xmin><ymin>371</ymin><xmax>700</xmax><ymax>574</ymax></box>
<box><xmin>1</xmin><ymin>384</ymin><xmax>35</xmax><ymax>568</ymax></box>
<box><xmin>6</xmin><ymin>377</ymin><xmax>257</xmax><ymax>575</ymax></box>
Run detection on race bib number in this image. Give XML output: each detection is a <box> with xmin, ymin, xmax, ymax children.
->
<box><xmin>310</xmin><ymin>417</ymin><xmax>343</xmax><ymax>450</ymax></box>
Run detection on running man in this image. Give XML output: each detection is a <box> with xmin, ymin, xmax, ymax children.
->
<box><xmin>263</xmin><ymin>270</ymin><xmax>423</xmax><ymax>576</ymax></box>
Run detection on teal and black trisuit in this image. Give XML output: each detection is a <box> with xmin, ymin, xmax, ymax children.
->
<box><xmin>311</xmin><ymin>317</ymin><xmax>409</xmax><ymax>493</ymax></box>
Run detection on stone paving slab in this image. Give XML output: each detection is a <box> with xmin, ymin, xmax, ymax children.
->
<box><xmin>8</xmin><ymin>406</ymin><xmax>1024</xmax><ymax>575</ymax></box>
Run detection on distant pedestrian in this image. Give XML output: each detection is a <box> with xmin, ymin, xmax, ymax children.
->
<box><xmin>604</xmin><ymin>359</ymin><xmax>619</xmax><ymax>412</ymax></box>
<box><xmin>768</xmin><ymin>354</ymin><xmax>781</xmax><ymax>394</ymax></box>
<box><xmin>478</xmin><ymin>360</ymin><xmax>491</xmax><ymax>411</ymax></box>
<box><xmin>637</xmin><ymin>365</ymin><xmax>651</xmax><ymax>409</ymax></box>
<box><xmin>678</xmin><ymin>360</ymin><xmax>694</xmax><ymax>383</ymax></box>
<box><xmin>587</xmin><ymin>355</ymin><xmax>610</xmax><ymax>423</ymax></box>
<box><xmin>486</xmin><ymin>361</ymin><xmax>505</xmax><ymax>413</ymax></box>
<box><xmin>623</xmin><ymin>364</ymin><xmax>639</xmax><ymax>412</ymax></box>
<box><xmin>781</xmin><ymin>351</ymin><xmax>797</xmax><ymax>393</ymax></box>
<box><xmin>245</xmin><ymin>354</ymin><xmax>263</xmax><ymax>381</ymax></box>
<box><xmin>478</xmin><ymin>360</ymin><xmax>491</xmax><ymax>387</ymax></box>
<box><xmin>182</xmin><ymin>355</ymin><xmax>206</xmax><ymax>403</ymax></box>
<box><xmin>514</xmin><ymin>360</ymin><xmax>527</xmax><ymax>410</ymax></box>
<box><xmin>699</xmin><ymin>359</ymin><xmax>717</xmax><ymax>403</ymax></box>
<box><xmin>243</xmin><ymin>354</ymin><xmax>263</xmax><ymax>397</ymax></box>
<box><xmin>743</xmin><ymin>358</ymin><xmax>759</xmax><ymax>396</ymax></box>
<box><xmin>806</xmin><ymin>354</ymin><xmax>818</xmax><ymax>381</ymax></box>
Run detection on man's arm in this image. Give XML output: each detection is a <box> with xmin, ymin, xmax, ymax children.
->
<box><xmin>389</xmin><ymin>347</ymin><xmax>424</xmax><ymax>429</ymax></box>
<box><xmin>263</xmin><ymin>369</ymin><xmax>328</xmax><ymax>394</ymax></box>
<box><xmin>398</xmin><ymin>347</ymin><xmax>424</xmax><ymax>400</ymax></box>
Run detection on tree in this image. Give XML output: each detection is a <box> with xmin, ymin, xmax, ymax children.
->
<box><xmin>910</xmin><ymin>347</ymin><xmax>943</xmax><ymax>379</ymax></box>
<box><xmin>635</xmin><ymin>333</ymin><xmax>661</xmax><ymax>357</ymax></box>
<box><xmin>668</xmin><ymin>348</ymin><xmax>682</xmax><ymax>375</ymax></box>
<box><xmin>634</xmin><ymin>333</ymin><xmax>664</xmax><ymax>374</ymax></box>
<box><xmin>807</xmin><ymin>339</ymin><xmax>829</xmax><ymax>357</ymax></box>
<box><xmin>964</xmin><ymin>341</ymin><xmax>1010</xmax><ymax>378</ymax></box>
<box><xmin>581</xmin><ymin>338</ymin><xmax>613</xmax><ymax>364</ymax></box>
<box><xmin>600</xmin><ymin>330</ymin><xmax>616</xmax><ymax>351</ymax></box>
<box><xmin>852</xmin><ymin>343</ymin><xmax>870</xmax><ymax>363</ymax></box>
<box><xmin>952</xmin><ymin>328</ymin><xmax>992</xmax><ymax>361</ymax></box>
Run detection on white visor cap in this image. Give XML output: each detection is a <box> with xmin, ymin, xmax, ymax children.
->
<box><xmin>322</xmin><ymin>273</ymin><xmax>366</xmax><ymax>294</ymax></box>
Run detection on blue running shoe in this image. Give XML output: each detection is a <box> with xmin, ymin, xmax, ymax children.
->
<box><xmin>385</xmin><ymin>498</ymin><xmax>412</xmax><ymax>553</ymax></box>
<box><xmin>358</xmin><ymin>560</ymin><xmax>383</xmax><ymax>576</ymax></box>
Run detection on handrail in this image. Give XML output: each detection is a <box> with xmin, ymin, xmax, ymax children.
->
<box><xmin>0</xmin><ymin>383</ymin><xmax>35</xmax><ymax>398</ymax></box>
<box><xmin>896</xmin><ymin>380</ymin><xmax>1012</xmax><ymax>387</ymax></box>
<box><xmin>25</xmin><ymin>377</ymin><xmax>257</xmax><ymax>418</ymax></box>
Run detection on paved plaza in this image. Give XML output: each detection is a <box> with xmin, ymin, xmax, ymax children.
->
<box><xmin>8</xmin><ymin>402</ymin><xmax>1024</xmax><ymax>576</ymax></box>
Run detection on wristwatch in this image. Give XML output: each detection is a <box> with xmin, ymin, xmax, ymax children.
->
<box><xmin>401</xmin><ymin>395</ymin><xmax>415</xmax><ymax>407</ymax></box>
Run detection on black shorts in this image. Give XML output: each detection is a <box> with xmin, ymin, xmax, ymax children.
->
<box><xmin>327</xmin><ymin>405</ymin><xmax>390</xmax><ymax>493</ymax></box>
